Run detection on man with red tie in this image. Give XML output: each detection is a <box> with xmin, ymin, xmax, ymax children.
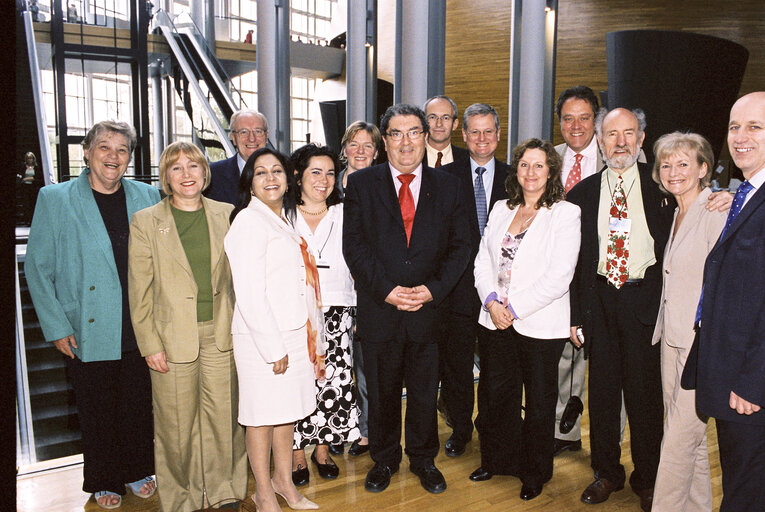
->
<box><xmin>343</xmin><ymin>104</ymin><xmax>471</xmax><ymax>495</ymax></box>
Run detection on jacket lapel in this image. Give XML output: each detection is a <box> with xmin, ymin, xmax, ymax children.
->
<box><xmin>74</xmin><ymin>172</ymin><xmax>118</xmax><ymax>276</ymax></box>
<box><xmin>411</xmin><ymin>166</ymin><xmax>435</xmax><ymax>243</ymax></box>
<box><xmin>375</xmin><ymin>164</ymin><xmax>405</xmax><ymax>231</ymax></box>
<box><xmin>203</xmin><ymin>197</ymin><xmax>228</xmax><ymax>274</ymax></box>
<box><xmin>154</xmin><ymin>198</ymin><xmax>195</xmax><ymax>280</ymax></box>
<box><xmin>713</xmin><ymin>184</ymin><xmax>765</xmax><ymax>248</ymax></box>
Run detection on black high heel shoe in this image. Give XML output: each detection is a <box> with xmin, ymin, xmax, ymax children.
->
<box><xmin>310</xmin><ymin>449</ymin><xmax>339</xmax><ymax>479</ymax></box>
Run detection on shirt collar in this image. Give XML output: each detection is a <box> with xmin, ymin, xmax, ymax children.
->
<box><xmin>470</xmin><ymin>157</ymin><xmax>495</xmax><ymax>175</ymax></box>
<box><xmin>389</xmin><ymin>162</ymin><xmax>423</xmax><ymax>181</ymax></box>
<box><xmin>564</xmin><ymin>135</ymin><xmax>598</xmax><ymax>160</ymax></box>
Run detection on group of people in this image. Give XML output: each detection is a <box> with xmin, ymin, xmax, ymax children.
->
<box><xmin>24</xmin><ymin>88</ymin><xmax>764</xmax><ymax>512</ymax></box>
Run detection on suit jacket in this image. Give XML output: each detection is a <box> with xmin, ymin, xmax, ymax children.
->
<box><xmin>566</xmin><ymin>162</ymin><xmax>675</xmax><ymax>355</ymax></box>
<box><xmin>205</xmin><ymin>155</ymin><xmax>240</xmax><ymax>205</ymax></box>
<box><xmin>128</xmin><ymin>196</ymin><xmax>235</xmax><ymax>363</ymax></box>
<box><xmin>225</xmin><ymin>198</ymin><xmax>310</xmax><ymax>363</ymax></box>
<box><xmin>651</xmin><ymin>188</ymin><xmax>726</xmax><ymax>349</ymax></box>
<box><xmin>25</xmin><ymin>171</ymin><xmax>160</xmax><ymax>362</ymax></box>
<box><xmin>441</xmin><ymin>157</ymin><xmax>509</xmax><ymax>316</ymax></box>
<box><xmin>682</xmin><ymin>183</ymin><xmax>765</xmax><ymax>425</ymax></box>
<box><xmin>424</xmin><ymin>144</ymin><xmax>470</xmax><ymax>168</ymax></box>
<box><xmin>342</xmin><ymin>162</ymin><xmax>472</xmax><ymax>343</ymax></box>
<box><xmin>475</xmin><ymin>200</ymin><xmax>581</xmax><ymax>339</ymax></box>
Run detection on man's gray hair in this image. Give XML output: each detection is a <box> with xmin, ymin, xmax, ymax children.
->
<box><xmin>594</xmin><ymin>107</ymin><xmax>647</xmax><ymax>139</ymax></box>
<box><xmin>463</xmin><ymin>103</ymin><xmax>500</xmax><ymax>131</ymax></box>
<box><xmin>229</xmin><ymin>109</ymin><xmax>269</xmax><ymax>132</ymax></box>
<box><xmin>423</xmin><ymin>95</ymin><xmax>458</xmax><ymax>119</ymax></box>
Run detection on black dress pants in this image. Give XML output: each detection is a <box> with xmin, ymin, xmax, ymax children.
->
<box><xmin>439</xmin><ymin>311</ymin><xmax>477</xmax><ymax>442</ymax></box>
<box><xmin>716</xmin><ymin>419</ymin><xmax>765</xmax><ymax>511</ymax></box>
<box><xmin>475</xmin><ymin>325</ymin><xmax>565</xmax><ymax>487</ymax></box>
<box><xmin>587</xmin><ymin>278</ymin><xmax>663</xmax><ymax>490</ymax></box>
<box><xmin>68</xmin><ymin>349</ymin><xmax>155</xmax><ymax>494</ymax></box>
<box><xmin>364</xmin><ymin>327</ymin><xmax>439</xmax><ymax>469</ymax></box>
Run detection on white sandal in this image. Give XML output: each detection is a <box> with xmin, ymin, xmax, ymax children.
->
<box><xmin>126</xmin><ymin>475</ymin><xmax>157</xmax><ymax>499</ymax></box>
<box><xmin>94</xmin><ymin>490</ymin><xmax>122</xmax><ymax>510</ymax></box>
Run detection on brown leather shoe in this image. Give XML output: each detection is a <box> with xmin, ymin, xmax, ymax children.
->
<box><xmin>580</xmin><ymin>477</ymin><xmax>624</xmax><ymax>504</ymax></box>
<box><xmin>632</xmin><ymin>487</ymin><xmax>653</xmax><ymax>512</ymax></box>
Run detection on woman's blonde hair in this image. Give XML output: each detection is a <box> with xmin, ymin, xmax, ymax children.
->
<box><xmin>652</xmin><ymin>131</ymin><xmax>714</xmax><ymax>194</ymax></box>
<box><xmin>158</xmin><ymin>141</ymin><xmax>211</xmax><ymax>196</ymax></box>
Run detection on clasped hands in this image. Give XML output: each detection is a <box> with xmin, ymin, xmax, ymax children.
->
<box><xmin>385</xmin><ymin>285</ymin><xmax>433</xmax><ymax>311</ymax></box>
<box><xmin>487</xmin><ymin>300</ymin><xmax>514</xmax><ymax>330</ymax></box>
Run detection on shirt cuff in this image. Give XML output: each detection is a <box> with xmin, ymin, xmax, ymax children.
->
<box><xmin>482</xmin><ymin>292</ymin><xmax>498</xmax><ymax>312</ymax></box>
<box><xmin>506</xmin><ymin>301</ymin><xmax>519</xmax><ymax>319</ymax></box>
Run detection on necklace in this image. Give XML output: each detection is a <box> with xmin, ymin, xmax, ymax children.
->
<box><xmin>519</xmin><ymin>206</ymin><xmax>537</xmax><ymax>228</ymax></box>
<box><xmin>299</xmin><ymin>205</ymin><xmax>328</xmax><ymax>216</ymax></box>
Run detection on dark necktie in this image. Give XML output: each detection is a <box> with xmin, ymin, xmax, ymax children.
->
<box><xmin>694</xmin><ymin>180</ymin><xmax>754</xmax><ymax>324</ymax></box>
<box><xmin>434</xmin><ymin>151</ymin><xmax>443</xmax><ymax>167</ymax></box>
<box><xmin>474</xmin><ymin>167</ymin><xmax>487</xmax><ymax>235</ymax></box>
<box><xmin>398</xmin><ymin>174</ymin><xmax>416</xmax><ymax>245</ymax></box>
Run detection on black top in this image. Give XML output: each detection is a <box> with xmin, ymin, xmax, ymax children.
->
<box><xmin>92</xmin><ymin>186</ymin><xmax>138</xmax><ymax>353</ymax></box>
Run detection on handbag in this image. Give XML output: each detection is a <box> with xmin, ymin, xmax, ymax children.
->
<box><xmin>559</xmin><ymin>343</ymin><xmax>584</xmax><ymax>434</ymax></box>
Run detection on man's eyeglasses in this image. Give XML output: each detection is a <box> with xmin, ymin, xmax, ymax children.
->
<box><xmin>466</xmin><ymin>128</ymin><xmax>497</xmax><ymax>139</ymax></box>
<box><xmin>427</xmin><ymin>114</ymin><xmax>454</xmax><ymax>124</ymax></box>
<box><xmin>233</xmin><ymin>128</ymin><xmax>267</xmax><ymax>138</ymax></box>
<box><xmin>386</xmin><ymin>129</ymin><xmax>425</xmax><ymax>141</ymax></box>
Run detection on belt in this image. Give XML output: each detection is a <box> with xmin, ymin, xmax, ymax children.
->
<box><xmin>596</xmin><ymin>274</ymin><xmax>643</xmax><ymax>287</ymax></box>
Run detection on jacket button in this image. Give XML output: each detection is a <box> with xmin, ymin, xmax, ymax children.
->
<box><xmin>89</xmin><ymin>286</ymin><xmax>95</xmax><ymax>290</ymax></box>
<box><xmin>665</xmin><ymin>269</ymin><xmax>669</xmax><ymax>274</ymax></box>
<box><xmin>88</xmin><ymin>318</ymin><xmax>95</xmax><ymax>323</ymax></box>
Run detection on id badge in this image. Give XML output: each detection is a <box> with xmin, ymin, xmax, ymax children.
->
<box><xmin>316</xmin><ymin>258</ymin><xmax>330</xmax><ymax>269</ymax></box>
<box><xmin>609</xmin><ymin>216</ymin><xmax>631</xmax><ymax>234</ymax></box>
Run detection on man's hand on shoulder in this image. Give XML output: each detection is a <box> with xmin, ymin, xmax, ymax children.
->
<box><xmin>707</xmin><ymin>190</ymin><xmax>733</xmax><ymax>212</ymax></box>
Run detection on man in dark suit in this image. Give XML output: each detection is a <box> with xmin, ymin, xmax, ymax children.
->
<box><xmin>204</xmin><ymin>109</ymin><xmax>268</xmax><ymax>204</ymax></box>
<box><xmin>343</xmin><ymin>104</ymin><xmax>471</xmax><ymax>495</ymax></box>
<box><xmin>567</xmin><ymin>107</ymin><xmax>674</xmax><ymax>512</ymax></box>
<box><xmin>437</xmin><ymin>103</ymin><xmax>508</xmax><ymax>464</ymax></box>
<box><xmin>423</xmin><ymin>95</ymin><xmax>470</xmax><ymax>168</ymax></box>
<box><xmin>683</xmin><ymin>91</ymin><xmax>765</xmax><ymax>511</ymax></box>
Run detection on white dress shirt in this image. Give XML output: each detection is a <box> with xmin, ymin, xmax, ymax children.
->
<box><xmin>561</xmin><ymin>135</ymin><xmax>600</xmax><ymax>185</ymax></box>
<box><xmin>742</xmin><ymin>166</ymin><xmax>765</xmax><ymax>208</ymax></box>
<box><xmin>389</xmin><ymin>163</ymin><xmax>423</xmax><ymax>208</ymax></box>
<box><xmin>426</xmin><ymin>142</ymin><xmax>454</xmax><ymax>166</ymax></box>
<box><xmin>470</xmin><ymin>157</ymin><xmax>496</xmax><ymax>203</ymax></box>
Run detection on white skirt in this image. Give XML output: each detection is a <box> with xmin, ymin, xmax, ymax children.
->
<box><xmin>233</xmin><ymin>327</ymin><xmax>317</xmax><ymax>427</ymax></box>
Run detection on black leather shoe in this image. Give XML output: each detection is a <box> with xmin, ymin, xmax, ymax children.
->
<box><xmin>328</xmin><ymin>443</ymin><xmax>344</xmax><ymax>455</ymax></box>
<box><xmin>292</xmin><ymin>464</ymin><xmax>309</xmax><ymax>487</ymax></box>
<box><xmin>444</xmin><ymin>435</ymin><xmax>467</xmax><ymax>457</ymax></box>
<box><xmin>469</xmin><ymin>466</ymin><xmax>493</xmax><ymax>482</ymax></box>
<box><xmin>348</xmin><ymin>439</ymin><xmax>370</xmax><ymax>457</ymax></box>
<box><xmin>310</xmin><ymin>450</ymin><xmax>339</xmax><ymax>479</ymax></box>
<box><xmin>410</xmin><ymin>463</ymin><xmax>447</xmax><ymax>494</ymax></box>
<box><xmin>632</xmin><ymin>486</ymin><xmax>654</xmax><ymax>512</ymax></box>
<box><xmin>580</xmin><ymin>477</ymin><xmax>624</xmax><ymax>504</ymax></box>
<box><xmin>520</xmin><ymin>484</ymin><xmax>543</xmax><ymax>501</ymax></box>
<box><xmin>553</xmin><ymin>438</ymin><xmax>582</xmax><ymax>456</ymax></box>
<box><xmin>364</xmin><ymin>463</ymin><xmax>398</xmax><ymax>492</ymax></box>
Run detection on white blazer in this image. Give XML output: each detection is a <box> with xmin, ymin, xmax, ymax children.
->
<box><xmin>474</xmin><ymin>199</ymin><xmax>581</xmax><ymax>339</ymax></box>
<box><xmin>224</xmin><ymin>198</ymin><xmax>308</xmax><ymax>363</ymax></box>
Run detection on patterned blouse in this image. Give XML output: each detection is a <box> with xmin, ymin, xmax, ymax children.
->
<box><xmin>497</xmin><ymin>229</ymin><xmax>528</xmax><ymax>306</ymax></box>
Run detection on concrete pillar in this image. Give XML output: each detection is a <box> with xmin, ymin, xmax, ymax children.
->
<box><xmin>399</xmin><ymin>1</ymin><xmax>429</xmax><ymax>106</ymax></box>
<box><xmin>347</xmin><ymin>0</ymin><xmax>378</xmax><ymax>125</ymax></box>
<box><xmin>149</xmin><ymin>60</ymin><xmax>165</xmax><ymax>173</ymax></box>
<box><xmin>257</xmin><ymin>0</ymin><xmax>291</xmax><ymax>152</ymax></box>
<box><xmin>516</xmin><ymin>0</ymin><xmax>547</xmax><ymax>142</ymax></box>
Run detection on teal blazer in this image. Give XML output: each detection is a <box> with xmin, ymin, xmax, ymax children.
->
<box><xmin>26</xmin><ymin>171</ymin><xmax>161</xmax><ymax>362</ymax></box>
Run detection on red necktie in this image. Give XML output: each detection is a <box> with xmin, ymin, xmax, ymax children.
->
<box><xmin>564</xmin><ymin>153</ymin><xmax>583</xmax><ymax>193</ymax></box>
<box><xmin>398</xmin><ymin>174</ymin><xmax>416</xmax><ymax>245</ymax></box>
<box><xmin>434</xmin><ymin>151</ymin><xmax>443</xmax><ymax>167</ymax></box>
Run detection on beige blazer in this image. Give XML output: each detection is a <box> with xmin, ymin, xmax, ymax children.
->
<box><xmin>474</xmin><ymin>199</ymin><xmax>581</xmax><ymax>339</ymax></box>
<box><xmin>651</xmin><ymin>188</ymin><xmax>726</xmax><ymax>348</ymax></box>
<box><xmin>224</xmin><ymin>198</ymin><xmax>309</xmax><ymax>364</ymax></box>
<box><xmin>129</xmin><ymin>196</ymin><xmax>235</xmax><ymax>363</ymax></box>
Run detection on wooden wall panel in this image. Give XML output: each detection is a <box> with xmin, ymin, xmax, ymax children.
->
<box><xmin>445</xmin><ymin>0</ymin><xmax>765</xmax><ymax>155</ymax></box>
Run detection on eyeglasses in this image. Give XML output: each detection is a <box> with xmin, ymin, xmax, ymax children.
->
<box><xmin>466</xmin><ymin>128</ymin><xmax>497</xmax><ymax>139</ymax></box>
<box><xmin>233</xmin><ymin>128</ymin><xmax>267</xmax><ymax>138</ymax></box>
<box><xmin>386</xmin><ymin>129</ymin><xmax>425</xmax><ymax>141</ymax></box>
<box><xmin>427</xmin><ymin>114</ymin><xmax>454</xmax><ymax>124</ymax></box>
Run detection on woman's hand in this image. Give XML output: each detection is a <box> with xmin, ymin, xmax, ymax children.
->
<box><xmin>570</xmin><ymin>326</ymin><xmax>584</xmax><ymax>348</ymax></box>
<box><xmin>488</xmin><ymin>301</ymin><xmax>514</xmax><ymax>330</ymax></box>
<box><xmin>53</xmin><ymin>334</ymin><xmax>77</xmax><ymax>359</ymax></box>
<box><xmin>273</xmin><ymin>354</ymin><xmax>289</xmax><ymax>375</ymax></box>
<box><xmin>145</xmin><ymin>351</ymin><xmax>169</xmax><ymax>373</ymax></box>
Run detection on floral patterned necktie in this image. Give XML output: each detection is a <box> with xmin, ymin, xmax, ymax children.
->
<box><xmin>606</xmin><ymin>175</ymin><xmax>629</xmax><ymax>288</ymax></box>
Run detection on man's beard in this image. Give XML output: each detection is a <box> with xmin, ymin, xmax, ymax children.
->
<box><xmin>604</xmin><ymin>147</ymin><xmax>639</xmax><ymax>171</ymax></box>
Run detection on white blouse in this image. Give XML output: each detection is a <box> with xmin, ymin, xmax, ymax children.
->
<box><xmin>295</xmin><ymin>203</ymin><xmax>356</xmax><ymax>308</ymax></box>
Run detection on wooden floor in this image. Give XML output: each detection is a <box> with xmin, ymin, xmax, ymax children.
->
<box><xmin>17</xmin><ymin>389</ymin><xmax>723</xmax><ymax>512</ymax></box>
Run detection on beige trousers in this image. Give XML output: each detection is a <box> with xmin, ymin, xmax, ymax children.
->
<box><xmin>652</xmin><ymin>343</ymin><xmax>713</xmax><ymax>512</ymax></box>
<box><xmin>151</xmin><ymin>320</ymin><xmax>248</xmax><ymax>512</ymax></box>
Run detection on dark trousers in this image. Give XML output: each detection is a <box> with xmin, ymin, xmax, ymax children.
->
<box><xmin>475</xmin><ymin>325</ymin><xmax>565</xmax><ymax>487</ymax></box>
<box><xmin>68</xmin><ymin>349</ymin><xmax>155</xmax><ymax>494</ymax></box>
<box><xmin>588</xmin><ymin>278</ymin><xmax>663</xmax><ymax>490</ymax></box>
<box><xmin>439</xmin><ymin>311</ymin><xmax>477</xmax><ymax>441</ymax></box>
<box><xmin>364</xmin><ymin>329</ymin><xmax>439</xmax><ymax>469</ymax></box>
<box><xmin>716</xmin><ymin>419</ymin><xmax>765</xmax><ymax>511</ymax></box>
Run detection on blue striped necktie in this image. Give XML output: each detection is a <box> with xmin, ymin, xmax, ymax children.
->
<box><xmin>694</xmin><ymin>180</ymin><xmax>754</xmax><ymax>325</ymax></box>
<box><xmin>474</xmin><ymin>167</ymin><xmax>487</xmax><ymax>235</ymax></box>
